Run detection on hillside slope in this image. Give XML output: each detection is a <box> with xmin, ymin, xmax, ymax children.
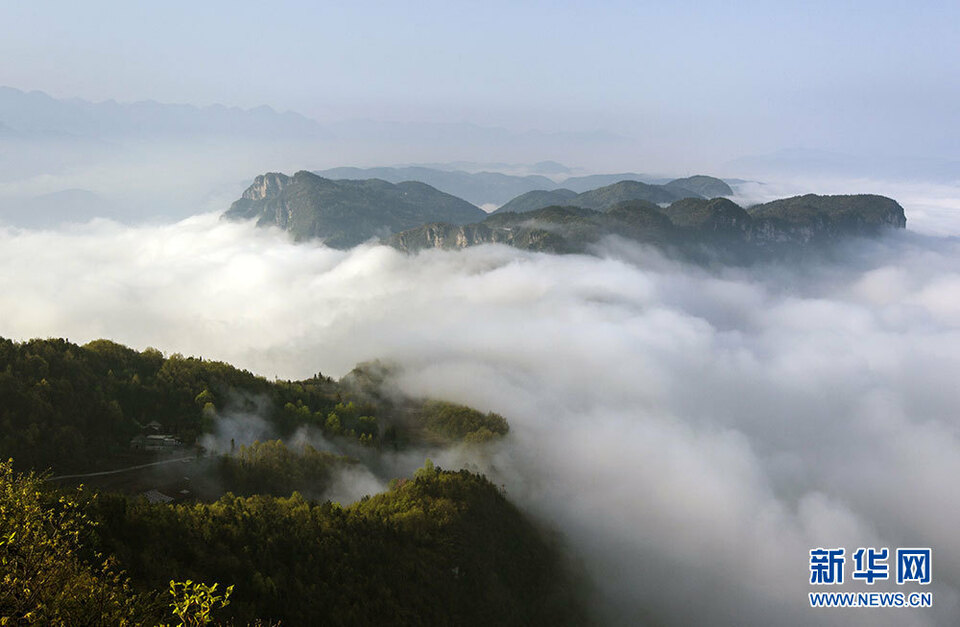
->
<box><xmin>92</xmin><ymin>467</ymin><xmax>587</xmax><ymax>626</ymax></box>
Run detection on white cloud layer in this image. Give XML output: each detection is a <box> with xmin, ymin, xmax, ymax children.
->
<box><xmin>0</xmin><ymin>212</ymin><xmax>958</xmax><ymax>625</ymax></box>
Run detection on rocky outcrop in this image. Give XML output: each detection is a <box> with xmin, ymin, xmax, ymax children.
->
<box><xmin>386</xmin><ymin>220</ymin><xmax>574</xmax><ymax>254</ymax></box>
<box><xmin>223</xmin><ymin>171</ymin><xmax>486</xmax><ymax>248</ymax></box>
<box><xmin>389</xmin><ymin>223</ymin><xmax>501</xmax><ymax>251</ymax></box>
<box><xmin>241</xmin><ymin>172</ymin><xmax>290</xmax><ymax>201</ymax></box>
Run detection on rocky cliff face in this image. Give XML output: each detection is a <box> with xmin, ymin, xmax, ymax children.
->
<box><xmin>386</xmin><ymin>222</ymin><xmax>569</xmax><ymax>253</ymax></box>
<box><xmin>241</xmin><ymin>172</ymin><xmax>290</xmax><ymax>201</ymax></box>
<box><xmin>390</xmin><ymin>224</ymin><xmax>483</xmax><ymax>250</ymax></box>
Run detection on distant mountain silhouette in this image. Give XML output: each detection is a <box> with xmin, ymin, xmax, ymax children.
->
<box><xmin>494</xmin><ymin>178</ymin><xmax>732</xmax><ymax>214</ymax></box>
<box><xmin>315</xmin><ymin>166</ymin><xmax>735</xmax><ymax>208</ymax></box>
<box><xmin>0</xmin><ymin>86</ymin><xmax>329</xmax><ymax>139</ymax></box>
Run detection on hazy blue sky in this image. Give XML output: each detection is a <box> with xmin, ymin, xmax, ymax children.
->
<box><xmin>2</xmin><ymin>0</ymin><xmax>959</xmax><ymax>163</ymax></box>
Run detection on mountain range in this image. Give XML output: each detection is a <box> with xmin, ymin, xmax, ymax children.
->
<box><xmin>0</xmin><ymin>86</ymin><xmax>329</xmax><ymax>140</ymax></box>
<box><xmin>388</xmin><ymin>194</ymin><xmax>907</xmax><ymax>258</ymax></box>
<box><xmin>314</xmin><ymin>166</ymin><xmax>734</xmax><ymax>207</ymax></box>
<box><xmin>224</xmin><ymin>171</ymin><xmax>905</xmax><ymax>257</ymax></box>
<box><xmin>314</xmin><ymin>166</ymin><xmax>558</xmax><ymax>207</ymax></box>
<box><xmin>492</xmin><ymin>176</ymin><xmax>733</xmax><ymax>214</ymax></box>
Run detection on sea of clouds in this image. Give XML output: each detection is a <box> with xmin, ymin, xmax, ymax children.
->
<box><xmin>0</xmin><ymin>182</ymin><xmax>958</xmax><ymax>625</ymax></box>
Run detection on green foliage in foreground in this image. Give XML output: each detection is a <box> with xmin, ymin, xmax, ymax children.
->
<box><xmin>2</xmin><ymin>457</ymin><xmax>585</xmax><ymax>625</ymax></box>
<box><xmin>0</xmin><ymin>458</ymin><xmax>233</xmax><ymax>626</ymax></box>
<box><xmin>92</xmin><ymin>465</ymin><xmax>585</xmax><ymax>626</ymax></box>
<box><xmin>167</xmin><ymin>580</ymin><xmax>233</xmax><ymax>627</ymax></box>
<box><xmin>0</xmin><ymin>459</ymin><xmax>146</xmax><ymax>624</ymax></box>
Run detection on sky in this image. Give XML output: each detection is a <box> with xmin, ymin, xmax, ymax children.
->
<box><xmin>2</xmin><ymin>0</ymin><xmax>959</xmax><ymax>167</ymax></box>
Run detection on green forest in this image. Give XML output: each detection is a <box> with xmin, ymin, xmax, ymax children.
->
<box><xmin>0</xmin><ymin>336</ymin><xmax>508</xmax><ymax>474</ymax></box>
<box><xmin>0</xmin><ymin>336</ymin><xmax>583</xmax><ymax>625</ymax></box>
<box><xmin>2</xmin><ymin>459</ymin><xmax>586</xmax><ymax>625</ymax></box>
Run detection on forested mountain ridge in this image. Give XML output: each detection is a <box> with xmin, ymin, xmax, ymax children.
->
<box><xmin>388</xmin><ymin>194</ymin><xmax>907</xmax><ymax>256</ymax></box>
<box><xmin>0</xmin><ymin>336</ymin><xmax>506</xmax><ymax>475</ymax></box>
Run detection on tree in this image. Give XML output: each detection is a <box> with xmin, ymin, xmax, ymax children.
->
<box><xmin>0</xmin><ymin>459</ymin><xmax>147</xmax><ymax>624</ymax></box>
<box><xmin>167</xmin><ymin>580</ymin><xmax>233</xmax><ymax>627</ymax></box>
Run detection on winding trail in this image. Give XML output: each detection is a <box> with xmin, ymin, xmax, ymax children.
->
<box><xmin>46</xmin><ymin>456</ymin><xmax>198</xmax><ymax>481</ymax></box>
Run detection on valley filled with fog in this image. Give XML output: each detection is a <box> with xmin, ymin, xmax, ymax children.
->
<box><xmin>1</xmin><ymin>182</ymin><xmax>957</xmax><ymax>625</ymax></box>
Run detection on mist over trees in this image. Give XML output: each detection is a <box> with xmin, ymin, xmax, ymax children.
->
<box><xmin>0</xmin><ymin>333</ymin><xmax>578</xmax><ymax>624</ymax></box>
